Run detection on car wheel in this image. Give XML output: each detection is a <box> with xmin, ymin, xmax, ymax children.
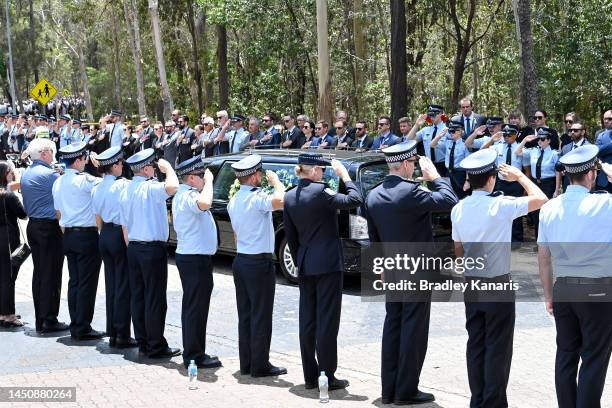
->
<box><xmin>278</xmin><ymin>237</ymin><xmax>298</xmax><ymax>284</ymax></box>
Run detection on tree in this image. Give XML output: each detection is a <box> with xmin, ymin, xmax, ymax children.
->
<box><xmin>148</xmin><ymin>0</ymin><xmax>173</xmax><ymax>120</ymax></box>
<box><xmin>316</xmin><ymin>0</ymin><xmax>333</xmax><ymax>124</ymax></box>
<box><xmin>353</xmin><ymin>0</ymin><xmax>367</xmax><ymax>118</ymax></box>
<box><xmin>123</xmin><ymin>0</ymin><xmax>147</xmax><ymax>116</ymax></box>
<box><xmin>110</xmin><ymin>3</ymin><xmax>122</xmax><ymax>110</ymax></box>
<box><xmin>389</xmin><ymin>0</ymin><xmax>407</xmax><ymax>134</ymax></box>
<box><xmin>512</xmin><ymin>0</ymin><xmax>538</xmax><ymax>120</ymax></box>
<box><xmin>216</xmin><ymin>23</ymin><xmax>229</xmax><ymax>110</ymax></box>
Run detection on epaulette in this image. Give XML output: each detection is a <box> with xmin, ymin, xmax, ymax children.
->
<box><xmin>285</xmin><ymin>185</ymin><xmax>297</xmax><ymax>192</ymax></box>
<box><xmin>488</xmin><ymin>190</ymin><xmax>504</xmax><ymax>197</ymax></box>
<box><xmin>250</xmin><ymin>187</ymin><xmax>258</xmax><ymax>192</ymax></box>
<box><xmin>591</xmin><ymin>190</ymin><xmax>609</xmax><ymax>194</ymax></box>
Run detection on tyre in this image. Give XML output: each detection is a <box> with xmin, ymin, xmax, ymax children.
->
<box><xmin>278</xmin><ymin>237</ymin><xmax>298</xmax><ymax>284</ymax></box>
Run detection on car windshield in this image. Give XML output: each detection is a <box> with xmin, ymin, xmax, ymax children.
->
<box><xmin>358</xmin><ymin>163</ymin><xmax>389</xmax><ymax>197</ymax></box>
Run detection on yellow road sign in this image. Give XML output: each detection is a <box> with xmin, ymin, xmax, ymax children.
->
<box><xmin>30</xmin><ymin>79</ymin><xmax>57</xmax><ymax>105</ymax></box>
<box><xmin>62</xmin><ymin>89</ymin><xmax>70</xmax><ymax>97</ymax></box>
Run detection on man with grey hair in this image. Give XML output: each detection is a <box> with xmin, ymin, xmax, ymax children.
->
<box><xmin>212</xmin><ymin>110</ymin><xmax>230</xmax><ymax>155</ymax></box>
<box><xmin>21</xmin><ymin>138</ymin><xmax>68</xmax><ymax>333</ymax></box>
<box><xmin>245</xmin><ymin>116</ymin><xmax>264</xmax><ymax>150</ymax></box>
<box><xmin>155</xmin><ymin>120</ymin><xmax>179</xmax><ymax>167</ymax></box>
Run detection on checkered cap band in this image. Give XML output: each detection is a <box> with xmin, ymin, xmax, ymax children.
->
<box><xmin>385</xmin><ymin>150</ymin><xmax>417</xmax><ymax>163</ymax></box>
<box><xmin>59</xmin><ymin>149</ymin><xmax>87</xmax><ymax>160</ymax></box>
<box><xmin>563</xmin><ymin>158</ymin><xmax>597</xmax><ymax>174</ymax></box>
<box><xmin>466</xmin><ymin>162</ymin><xmax>497</xmax><ymax>174</ymax></box>
<box><xmin>127</xmin><ymin>156</ymin><xmax>155</xmax><ymax>171</ymax></box>
<box><xmin>177</xmin><ymin>161</ymin><xmax>206</xmax><ymax>176</ymax></box>
<box><xmin>98</xmin><ymin>152</ymin><xmax>123</xmax><ymax>166</ymax></box>
<box><xmin>233</xmin><ymin>162</ymin><xmax>262</xmax><ymax>177</ymax></box>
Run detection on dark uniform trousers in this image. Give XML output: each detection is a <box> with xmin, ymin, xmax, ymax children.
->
<box><xmin>495</xmin><ymin>179</ymin><xmax>525</xmax><ymax>242</ymax></box>
<box><xmin>0</xmin><ymin>225</ymin><xmax>19</xmax><ymax>315</ymax></box>
<box><xmin>449</xmin><ymin>169</ymin><xmax>468</xmax><ymax>199</ymax></box>
<box><xmin>298</xmin><ymin>271</ymin><xmax>343</xmax><ymax>384</ymax></box>
<box><xmin>464</xmin><ymin>276</ymin><xmax>515</xmax><ymax>408</ymax></box>
<box><xmin>176</xmin><ymin>254</ymin><xmax>214</xmax><ymax>365</ymax></box>
<box><xmin>63</xmin><ymin>229</ymin><xmax>102</xmax><ymax>336</ymax></box>
<box><xmin>27</xmin><ymin>218</ymin><xmax>64</xmax><ymax>331</ymax></box>
<box><xmin>381</xmin><ymin>296</ymin><xmax>431</xmax><ymax>401</ymax></box>
<box><xmin>127</xmin><ymin>241</ymin><xmax>169</xmax><ymax>356</ymax></box>
<box><xmin>232</xmin><ymin>254</ymin><xmax>275</xmax><ymax>375</ymax></box>
<box><xmin>553</xmin><ymin>280</ymin><xmax>612</xmax><ymax>408</ymax></box>
<box><xmin>531</xmin><ymin>177</ymin><xmax>556</xmax><ymax>238</ymax></box>
<box><xmin>99</xmin><ymin>223</ymin><xmax>131</xmax><ymax>339</ymax></box>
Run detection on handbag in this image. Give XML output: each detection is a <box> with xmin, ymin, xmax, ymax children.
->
<box><xmin>2</xmin><ymin>192</ymin><xmax>31</xmax><ymax>269</ymax></box>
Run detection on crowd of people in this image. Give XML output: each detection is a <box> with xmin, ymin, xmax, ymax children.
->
<box><xmin>0</xmin><ymin>98</ymin><xmax>610</xmax><ymax>407</ymax></box>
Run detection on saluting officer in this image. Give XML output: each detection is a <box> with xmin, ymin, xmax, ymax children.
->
<box><xmin>226</xmin><ymin>154</ymin><xmax>287</xmax><ymax>377</ymax></box>
<box><xmin>430</xmin><ymin>119</ymin><xmax>471</xmax><ymax>198</ymax></box>
<box><xmin>173</xmin><ymin>156</ymin><xmax>222</xmax><ymax>369</ymax></box>
<box><xmin>120</xmin><ymin>149</ymin><xmax>181</xmax><ymax>358</ymax></box>
<box><xmin>537</xmin><ymin>145</ymin><xmax>612</xmax><ymax>408</ymax></box>
<box><xmin>451</xmin><ymin>149</ymin><xmax>547</xmax><ymax>408</ymax></box>
<box><xmin>283</xmin><ymin>153</ymin><xmax>363</xmax><ymax>390</ymax></box>
<box><xmin>366</xmin><ymin>141</ymin><xmax>458</xmax><ymax>405</ymax></box>
<box><xmin>52</xmin><ymin>142</ymin><xmax>104</xmax><ymax>340</ymax></box>
<box><xmin>91</xmin><ymin>146</ymin><xmax>136</xmax><ymax>348</ymax></box>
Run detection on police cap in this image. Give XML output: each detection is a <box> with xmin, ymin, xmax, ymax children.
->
<box><xmin>559</xmin><ymin>145</ymin><xmax>599</xmax><ymax>174</ymax></box>
<box><xmin>96</xmin><ymin>146</ymin><xmax>123</xmax><ymax>166</ymax></box>
<box><xmin>58</xmin><ymin>141</ymin><xmax>88</xmax><ymax>160</ymax></box>
<box><xmin>381</xmin><ymin>140</ymin><xmax>418</xmax><ymax>163</ymax></box>
<box><xmin>176</xmin><ymin>156</ymin><xmax>206</xmax><ymax>176</ymax></box>
<box><xmin>459</xmin><ymin>148</ymin><xmax>498</xmax><ymax>174</ymax></box>
<box><xmin>231</xmin><ymin>154</ymin><xmax>263</xmax><ymax>177</ymax></box>
<box><xmin>297</xmin><ymin>153</ymin><xmax>331</xmax><ymax>167</ymax></box>
<box><xmin>126</xmin><ymin>148</ymin><xmax>156</xmax><ymax>171</ymax></box>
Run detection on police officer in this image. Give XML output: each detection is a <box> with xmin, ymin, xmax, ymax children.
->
<box><xmin>120</xmin><ymin>149</ymin><xmax>180</xmax><ymax>358</ymax></box>
<box><xmin>52</xmin><ymin>142</ymin><xmax>104</xmax><ymax>340</ymax></box>
<box><xmin>108</xmin><ymin>109</ymin><xmax>124</xmax><ymax>148</ymax></box>
<box><xmin>538</xmin><ymin>145</ymin><xmax>612</xmax><ymax>408</ymax></box>
<box><xmin>366</xmin><ymin>141</ymin><xmax>458</xmax><ymax>405</ymax></box>
<box><xmin>58</xmin><ymin>114</ymin><xmax>72</xmax><ymax>148</ymax></box>
<box><xmin>451</xmin><ymin>149</ymin><xmax>547</xmax><ymax>408</ymax></box>
<box><xmin>465</xmin><ymin>116</ymin><xmax>504</xmax><ymax>150</ymax></box>
<box><xmin>91</xmin><ymin>146</ymin><xmax>136</xmax><ymax>348</ymax></box>
<box><xmin>173</xmin><ymin>156</ymin><xmax>222</xmax><ymax>369</ymax></box>
<box><xmin>20</xmin><ymin>138</ymin><xmax>67</xmax><ymax>333</ymax></box>
<box><xmin>227</xmin><ymin>154</ymin><xmax>287</xmax><ymax>377</ymax></box>
<box><xmin>430</xmin><ymin>119</ymin><xmax>471</xmax><ymax>198</ymax></box>
<box><xmin>407</xmin><ymin>104</ymin><xmax>448</xmax><ymax>176</ymax></box>
<box><xmin>283</xmin><ymin>153</ymin><xmax>363</xmax><ymax>390</ymax></box>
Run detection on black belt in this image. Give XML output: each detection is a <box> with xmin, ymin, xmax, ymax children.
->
<box><xmin>466</xmin><ymin>273</ymin><xmax>510</xmax><ymax>283</ymax></box>
<box><xmin>130</xmin><ymin>240</ymin><xmax>166</xmax><ymax>246</ymax></box>
<box><xmin>237</xmin><ymin>253</ymin><xmax>274</xmax><ymax>260</ymax></box>
<box><xmin>536</xmin><ymin>177</ymin><xmax>555</xmax><ymax>184</ymax></box>
<box><xmin>102</xmin><ymin>222</ymin><xmax>122</xmax><ymax>228</ymax></box>
<box><xmin>64</xmin><ymin>226</ymin><xmax>97</xmax><ymax>232</ymax></box>
<box><xmin>29</xmin><ymin>217</ymin><xmax>58</xmax><ymax>223</ymax></box>
<box><xmin>557</xmin><ymin>277</ymin><xmax>612</xmax><ymax>285</ymax></box>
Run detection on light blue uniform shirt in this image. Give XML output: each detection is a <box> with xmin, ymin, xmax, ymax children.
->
<box><xmin>21</xmin><ymin>160</ymin><xmax>60</xmax><ymax>219</ymax></box>
<box><xmin>109</xmin><ymin>122</ymin><xmax>124</xmax><ymax>148</ymax></box>
<box><xmin>52</xmin><ymin>168</ymin><xmax>100</xmax><ymax>227</ymax></box>
<box><xmin>415</xmin><ymin>122</ymin><xmax>447</xmax><ymax>163</ymax></box>
<box><xmin>523</xmin><ymin>146</ymin><xmax>559</xmax><ymax>179</ymax></box>
<box><xmin>444</xmin><ymin>137</ymin><xmax>470</xmax><ymax>170</ymax></box>
<box><xmin>92</xmin><ymin>175</ymin><xmax>130</xmax><ymax>225</ymax></box>
<box><xmin>229</xmin><ymin>128</ymin><xmax>249</xmax><ymax>153</ymax></box>
<box><xmin>59</xmin><ymin>125</ymin><xmax>72</xmax><ymax>148</ymax></box>
<box><xmin>119</xmin><ymin>176</ymin><xmax>170</xmax><ymax>242</ymax></box>
<box><xmin>227</xmin><ymin>184</ymin><xmax>275</xmax><ymax>254</ymax></box>
<box><xmin>172</xmin><ymin>184</ymin><xmax>218</xmax><ymax>255</ymax></box>
<box><xmin>538</xmin><ymin>186</ymin><xmax>612</xmax><ymax>278</ymax></box>
<box><xmin>472</xmin><ymin>135</ymin><xmax>503</xmax><ymax>149</ymax></box>
<box><xmin>492</xmin><ymin>142</ymin><xmax>523</xmax><ymax>181</ymax></box>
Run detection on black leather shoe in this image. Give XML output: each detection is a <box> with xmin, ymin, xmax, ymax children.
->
<box><xmin>251</xmin><ymin>366</ymin><xmax>288</xmax><ymax>377</ymax></box>
<box><xmin>198</xmin><ymin>355</ymin><xmax>222</xmax><ymax>368</ymax></box>
<box><xmin>239</xmin><ymin>369</ymin><xmax>250</xmax><ymax>375</ymax></box>
<box><xmin>304</xmin><ymin>382</ymin><xmax>318</xmax><ymax>390</ymax></box>
<box><xmin>328</xmin><ymin>378</ymin><xmax>349</xmax><ymax>391</ymax></box>
<box><xmin>381</xmin><ymin>397</ymin><xmax>393</xmax><ymax>404</ymax></box>
<box><xmin>394</xmin><ymin>391</ymin><xmax>435</xmax><ymax>405</ymax></box>
<box><xmin>40</xmin><ymin>321</ymin><xmax>69</xmax><ymax>333</ymax></box>
<box><xmin>148</xmin><ymin>347</ymin><xmax>181</xmax><ymax>359</ymax></box>
<box><xmin>71</xmin><ymin>330</ymin><xmax>106</xmax><ymax>340</ymax></box>
<box><xmin>111</xmin><ymin>337</ymin><xmax>138</xmax><ymax>349</ymax></box>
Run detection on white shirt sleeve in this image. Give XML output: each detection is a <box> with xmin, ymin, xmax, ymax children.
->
<box><xmin>497</xmin><ymin>196</ymin><xmax>530</xmax><ymax>221</ymax></box>
<box><xmin>148</xmin><ymin>181</ymin><xmax>171</xmax><ymax>203</ymax></box>
<box><xmin>251</xmin><ymin>192</ymin><xmax>274</xmax><ymax>213</ymax></box>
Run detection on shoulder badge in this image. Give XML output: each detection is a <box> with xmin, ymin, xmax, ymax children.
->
<box><xmin>250</xmin><ymin>187</ymin><xmax>258</xmax><ymax>192</ymax></box>
<box><xmin>85</xmin><ymin>174</ymin><xmax>97</xmax><ymax>183</ymax></box>
<box><xmin>324</xmin><ymin>188</ymin><xmax>336</xmax><ymax>196</ymax></box>
<box><xmin>591</xmin><ymin>190</ymin><xmax>610</xmax><ymax>194</ymax></box>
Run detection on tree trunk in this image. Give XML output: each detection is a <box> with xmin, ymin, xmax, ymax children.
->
<box><xmin>76</xmin><ymin>43</ymin><xmax>94</xmax><ymax>120</ymax></box>
<box><xmin>29</xmin><ymin>0</ymin><xmax>39</xmax><ymax>84</ymax></box>
<box><xmin>124</xmin><ymin>0</ymin><xmax>147</xmax><ymax>116</ymax></box>
<box><xmin>316</xmin><ymin>0</ymin><xmax>333</xmax><ymax>124</ymax></box>
<box><xmin>148</xmin><ymin>0</ymin><xmax>173</xmax><ymax>120</ymax></box>
<box><xmin>195</xmin><ymin>9</ymin><xmax>209</xmax><ymax>108</ymax></box>
<box><xmin>512</xmin><ymin>0</ymin><xmax>539</xmax><ymax>119</ymax></box>
<box><xmin>353</xmin><ymin>0</ymin><xmax>366</xmax><ymax>118</ymax></box>
<box><xmin>110</xmin><ymin>4</ymin><xmax>122</xmax><ymax>110</ymax></box>
<box><xmin>186</xmin><ymin>3</ymin><xmax>203</xmax><ymax>113</ymax></box>
<box><xmin>216</xmin><ymin>24</ymin><xmax>229</xmax><ymax>110</ymax></box>
<box><xmin>390</xmin><ymin>0</ymin><xmax>407</xmax><ymax>135</ymax></box>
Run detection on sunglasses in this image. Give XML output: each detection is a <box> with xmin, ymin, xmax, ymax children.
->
<box><xmin>263</xmin><ymin>119</ymin><xmax>271</xmax><ymax>122</ymax></box>
<box><xmin>140</xmin><ymin>120</ymin><xmax>147</xmax><ymax>124</ymax></box>
<box><xmin>502</xmin><ymin>134</ymin><xmax>515</xmax><ymax>138</ymax></box>
<box><xmin>604</xmin><ymin>117</ymin><xmax>612</xmax><ymax>121</ymax></box>
<box><xmin>533</xmin><ymin>116</ymin><xmax>544</xmax><ymax>120</ymax></box>
<box><xmin>569</xmin><ymin>128</ymin><xmax>583</xmax><ymax>133</ymax></box>
<box><xmin>335</xmin><ymin>127</ymin><xmax>344</xmax><ymax>130</ymax></box>
<box><xmin>378</xmin><ymin>123</ymin><xmax>387</xmax><ymax>127</ymax></box>
<box><xmin>216</xmin><ymin>116</ymin><xmax>223</xmax><ymax>119</ymax></box>
<box><xmin>315</xmin><ymin>127</ymin><xmax>323</xmax><ymax>130</ymax></box>
<box><xmin>284</xmin><ymin>119</ymin><xmax>291</xmax><ymax>123</ymax></box>
<box><xmin>355</xmin><ymin>127</ymin><xmax>364</xmax><ymax>131</ymax></box>
<box><xmin>538</xmin><ymin>137</ymin><xmax>548</xmax><ymax>141</ymax></box>
<box><xmin>564</xmin><ymin>120</ymin><xmax>573</xmax><ymax>124</ymax></box>
<box><xmin>303</xmin><ymin>126</ymin><xmax>311</xmax><ymax>129</ymax></box>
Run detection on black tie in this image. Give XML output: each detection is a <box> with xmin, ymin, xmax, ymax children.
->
<box><xmin>536</xmin><ymin>149</ymin><xmax>544</xmax><ymax>180</ymax></box>
<box><xmin>506</xmin><ymin>144</ymin><xmax>512</xmax><ymax>165</ymax></box>
<box><xmin>465</xmin><ymin>117</ymin><xmax>471</xmax><ymax>136</ymax></box>
<box><xmin>449</xmin><ymin>140</ymin><xmax>456</xmax><ymax>171</ymax></box>
<box><xmin>430</xmin><ymin>126</ymin><xmax>437</xmax><ymax>161</ymax></box>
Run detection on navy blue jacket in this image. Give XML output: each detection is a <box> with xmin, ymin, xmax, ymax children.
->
<box><xmin>283</xmin><ymin>178</ymin><xmax>363</xmax><ymax>276</ymax></box>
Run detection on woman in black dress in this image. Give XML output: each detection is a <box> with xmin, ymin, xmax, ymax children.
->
<box><xmin>0</xmin><ymin>161</ymin><xmax>27</xmax><ymax>328</ymax></box>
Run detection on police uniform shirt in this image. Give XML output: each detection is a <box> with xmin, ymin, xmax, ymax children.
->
<box><xmin>172</xmin><ymin>184</ymin><xmax>218</xmax><ymax>255</ymax></box>
<box><xmin>537</xmin><ymin>186</ymin><xmax>612</xmax><ymax>278</ymax></box>
<box><xmin>119</xmin><ymin>176</ymin><xmax>170</xmax><ymax>242</ymax></box>
<box><xmin>472</xmin><ymin>135</ymin><xmax>502</xmax><ymax>149</ymax></box>
<box><xmin>92</xmin><ymin>175</ymin><xmax>130</xmax><ymax>225</ymax></box>
<box><xmin>451</xmin><ymin>191</ymin><xmax>529</xmax><ymax>277</ymax></box>
<box><xmin>227</xmin><ymin>184</ymin><xmax>275</xmax><ymax>254</ymax></box>
<box><xmin>52</xmin><ymin>168</ymin><xmax>100</xmax><ymax>228</ymax></box>
<box><xmin>59</xmin><ymin>125</ymin><xmax>71</xmax><ymax>147</ymax></box>
<box><xmin>415</xmin><ymin>122</ymin><xmax>447</xmax><ymax>163</ymax></box>
<box><xmin>523</xmin><ymin>146</ymin><xmax>559</xmax><ymax>179</ymax></box>
<box><xmin>228</xmin><ymin>127</ymin><xmax>248</xmax><ymax>153</ymax></box>
<box><xmin>110</xmin><ymin>121</ymin><xmax>124</xmax><ymax>148</ymax></box>
<box><xmin>492</xmin><ymin>142</ymin><xmax>523</xmax><ymax>181</ymax></box>
<box><xmin>444</xmin><ymin>137</ymin><xmax>470</xmax><ymax>170</ymax></box>
<box><xmin>20</xmin><ymin>160</ymin><xmax>61</xmax><ymax>219</ymax></box>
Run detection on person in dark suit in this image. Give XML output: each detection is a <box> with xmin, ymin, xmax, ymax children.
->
<box><xmin>138</xmin><ymin>117</ymin><xmax>155</xmax><ymax>150</ymax></box>
<box><xmin>283</xmin><ymin>153</ymin><xmax>363</xmax><ymax>391</ymax></box>
<box><xmin>371</xmin><ymin>116</ymin><xmax>400</xmax><ymax>150</ymax></box>
<box><xmin>596</xmin><ymin>129</ymin><xmax>612</xmax><ymax>193</ymax></box>
<box><xmin>451</xmin><ymin>97</ymin><xmax>485</xmax><ymax>138</ymax></box>
<box><xmin>557</xmin><ymin>122</ymin><xmax>591</xmax><ymax>192</ymax></box>
<box><xmin>176</xmin><ymin>115</ymin><xmax>196</xmax><ymax>164</ymax></box>
<box><xmin>351</xmin><ymin>121</ymin><xmax>373</xmax><ymax>151</ymax></box>
<box><xmin>281</xmin><ymin>114</ymin><xmax>305</xmax><ymax>149</ymax></box>
<box><xmin>366</xmin><ymin>141</ymin><xmax>458</xmax><ymax>405</ymax></box>
<box><xmin>531</xmin><ymin>110</ymin><xmax>560</xmax><ymax>150</ymax></box>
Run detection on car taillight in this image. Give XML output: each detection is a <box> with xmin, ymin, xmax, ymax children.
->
<box><xmin>349</xmin><ymin>214</ymin><xmax>369</xmax><ymax>240</ymax></box>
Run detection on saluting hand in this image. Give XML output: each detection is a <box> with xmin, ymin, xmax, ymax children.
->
<box><xmin>265</xmin><ymin>170</ymin><xmax>281</xmax><ymax>186</ymax></box>
<box><xmin>157</xmin><ymin>158</ymin><xmax>172</xmax><ymax>174</ymax></box>
<box><xmin>498</xmin><ymin>163</ymin><xmax>524</xmax><ymax>181</ymax></box>
<box><xmin>491</xmin><ymin>131</ymin><xmax>503</xmax><ymax>143</ymax></box>
<box><xmin>601</xmin><ymin>162</ymin><xmax>612</xmax><ymax>183</ymax></box>
<box><xmin>331</xmin><ymin>159</ymin><xmax>350</xmax><ymax>181</ymax></box>
<box><xmin>523</xmin><ymin>134</ymin><xmax>538</xmax><ymax>143</ymax></box>
<box><xmin>415</xmin><ymin>114</ymin><xmax>428</xmax><ymax>127</ymax></box>
<box><xmin>473</xmin><ymin>125</ymin><xmax>487</xmax><ymax>136</ymax></box>
<box><xmin>419</xmin><ymin>155</ymin><xmax>440</xmax><ymax>181</ymax></box>
<box><xmin>204</xmin><ymin>168</ymin><xmax>214</xmax><ymax>184</ymax></box>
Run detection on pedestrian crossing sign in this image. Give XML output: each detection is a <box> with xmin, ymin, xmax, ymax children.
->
<box><xmin>30</xmin><ymin>79</ymin><xmax>57</xmax><ymax>105</ymax></box>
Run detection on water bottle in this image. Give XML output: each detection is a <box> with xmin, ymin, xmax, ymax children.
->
<box><xmin>318</xmin><ymin>371</ymin><xmax>329</xmax><ymax>403</ymax></box>
<box><xmin>188</xmin><ymin>360</ymin><xmax>198</xmax><ymax>390</ymax></box>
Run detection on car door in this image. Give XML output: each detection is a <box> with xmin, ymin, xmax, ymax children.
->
<box><xmin>211</xmin><ymin>161</ymin><xmax>238</xmax><ymax>252</ymax></box>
